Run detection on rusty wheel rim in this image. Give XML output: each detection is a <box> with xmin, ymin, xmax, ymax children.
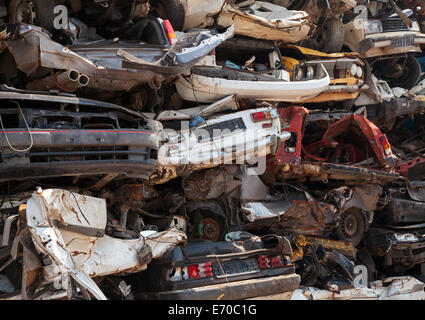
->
<box><xmin>201</xmin><ymin>217</ymin><xmax>221</xmax><ymax>242</ymax></box>
<box><xmin>342</xmin><ymin>212</ymin><xmax>358</xmax><ymax>238</ymax></box>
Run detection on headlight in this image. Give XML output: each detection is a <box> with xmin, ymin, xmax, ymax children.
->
<box><xmin>363</xmin><ymin>20</ymin><xmax>383</xmax><ymax>35</ymax></box>
<box><xmin>394</xmin><ymin>233</ymin><xmax>420</xmax><ymax>242</ymax></box>
<box><xmin>306</xmin><ymin>65</ymin><xmax>314</xmax><ymax>79</ymax></box>
<box><xmin>356</xmin><ymin>66</ymin><xmax>363</xmax><ymax>78</ymax></box>
<box><xmin>294</xmin><ymin>64</ymin><xmax>319</xmax><ymax>81</ymax></box>
<box><xmin>294</xmin><ymin>68</ymin><xmax>304</xmax><ymax>81</ymax></box>
<box><xmin>350</xmin><ymin>64</ymin><xmax>363</xmax><ymax>78</ymax></box>
<box><xmin>350</xmin><ymin>64</ymin><xmax>357</xmax><ymax>77</ymax></box>
<box><xmin>410</xmin><ymin>20</ymin><xmax>420</xmax><ymax>32</ymax></box>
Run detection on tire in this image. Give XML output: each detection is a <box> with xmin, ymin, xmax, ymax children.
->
<box><xmin>153</xmin><ymin>0</ymin><xmax>185</xmax><ymax>31</ymax></box>
<box><xmin>316</xmin><ymin>18</ymin><xmax>345</xmax><ymax>53</ymax></box>
<box><xmin>335</xmin><ymin>208</ymin><xmax>366</xmax><ymax>247</ymax></box>
<box><xmin>389</xmin><ymin>54</ymin><xmax>421</xmax><ymax>90</ymax></box>
<box><xmin>358</xmin><ymin>57</ymin><xmax>372</xmax><ymax>85</ymax></box>
<box><xmin>8</xmin><ymin>0</ymin><xmax>56</xmax><ymax>32</ymax></box>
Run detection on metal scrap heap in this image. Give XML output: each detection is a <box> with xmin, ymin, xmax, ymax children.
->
<box><xmin>1</xmin><ymin>0</ymin><xmax>425</xmax><ymax>300</ymax></box>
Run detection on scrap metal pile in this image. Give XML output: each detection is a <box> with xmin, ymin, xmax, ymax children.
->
<box><xmin>2</xmin><ymin>0</ymin><xmax>425</xmax><ymax>300</ymax></box>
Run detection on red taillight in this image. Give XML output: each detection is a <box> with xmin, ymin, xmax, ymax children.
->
<box><xmin>257</xmin><ymin>255</ymin><xmax>285</xmax><ymax>269</ymax></box>
<box><xmin>251</xmin><ymin>110</ymin><xmax>275</xmax><ymax>122</ymax></box>
<box><xmin>262</xmin><ymin>123</ymin><xmax>272</xmax><ymax>128</ymax></box>
<box><xmin>164</xmin><ymin>19</ymin><xmax>177</xmax><ymax>46</ymax></box>
<box><xmin>257</xmin><ymin>255</ymin><xmax>268</xmax><ymax>269</ymax></box>
<box><xmin>379</xmin><ymin>134</ymin><xmax>392</xmax><ymax>155</ymax></box>
<box><xmin>251</xmin><ymin>111</ymin><xmax>267</xmax><ymax>122</ymax></box>
<box><xmin>188</xmin><ymin>262</ymin><xmax>213</xmax><ymax>279</ymax></box>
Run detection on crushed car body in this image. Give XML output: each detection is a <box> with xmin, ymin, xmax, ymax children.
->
<box><xmin>175</xmin><ymin>38</ymin><xmax>330</xmax><ymax>103</ymax></box>
<box><xmin>129</xmin><ymin>233</ymin><xmax>300</xmax><ymax>300</ymax></box>
<box><xmin>182</xmin><ymin>0</ymin><xmax>313</xmax><ymax>42</ymax></box>
<box><xmin>280</xmin><ymin>45</ymin><xmax>366</xmax><ymax>103</ymax></box>
<box><xmin>0</xmin><ymin>188</ymin><xmax>187</xmax><ymax>300</ymax></box>
<box><xmin>152</xmin><ymin>106</ymin><xmax>291</xmax><ymax>183</ymax></box>
<box><xmin>0</xmin><ymin>90</ymin><xmax>160</xmax><ymax>182</ymax></box>
<box><xmin>0</xmin><ymin>21</ymin><xmax>234</xmax><ymax>93</ymax></box>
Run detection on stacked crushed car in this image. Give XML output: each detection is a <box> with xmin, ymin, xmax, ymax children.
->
<box><xmin>2</xmin><ymin>0</ymin><xmax>425</xmax><ymax>300</ymax></box>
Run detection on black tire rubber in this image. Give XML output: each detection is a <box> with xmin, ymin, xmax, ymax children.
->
<box><xmin>335</xmin><ymin>208</ymin><xmax>365</xmax><ymax>247</ymax></box>
<box><xmin>360</xmin><ymin>57</ymin><xmax>372</xmax><ymax>85</ymax></box>
<box><xmin>317</xmin><ymin>18</ymin><xmax>345</xmax><ymax>53</ymax></box>
<box><xmin>8</xmin><ymin>0</ymin><xmax>56</xmax><ymax>32</ymax></box>
<box><xmin>389</xmin><ymin>54</ymin><xmax>421</xmax><ymax>90</ymax></box>
<box><xmin>154</xmin><ymin>0</ymin><xmax>185</xmax><ymax>31</ymax></box>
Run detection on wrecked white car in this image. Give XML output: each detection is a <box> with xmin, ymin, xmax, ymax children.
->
<box><xmin>153</xmin><ymin>106</ymin><xmax>290</xmax><ymax>183</ymax></box>
<box><xmin>0</xmin><ymin>188</ymin><xmax>186</xmax><ymax>300</ymax></box>
<box><xmin>182</xmin><ymin>0</ymin><xmax>313</xmax><ymax>42</ymax></box>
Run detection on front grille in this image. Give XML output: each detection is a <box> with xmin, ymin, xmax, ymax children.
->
<box><xmin>382</xmin><ymin>18</ymin><xmax>410</xmax><ymax>32</ymax></box>
<box><xmin>28</xmin><ymin>146</ymin><xmax>150</xmax><ymax>163</ymax></box>
<box><xmin>305</xmin><ymin>58</ymin><xmax>357</xmax><ymax>80</ymax></box>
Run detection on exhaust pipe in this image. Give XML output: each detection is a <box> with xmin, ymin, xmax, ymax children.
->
<box><xmin>78</xmin><ymin>73</ymin><xmax>90</xmax><ymax>87</ymax></box>
<box><xmin>26</xmin><ymin>70</ymin><xmax>89</xmax><ymax>92</ymax></box>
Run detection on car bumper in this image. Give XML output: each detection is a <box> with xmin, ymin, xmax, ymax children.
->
<box><xmin>158</xmin><ymin>132</ymin><xmax>291</xmax><ymax>167</ymax></box>
<box><xmin>176</xmin><ymin>69</ymin><xmax>330</xmax><ymax>103</ymax></box>
<box><xmin>360</xmin><ymin>32</ymin><xmax>425</xmax><ymax>57</ymax></box>
<box><xmin>365</xmin><ymin>228</ymin><xmax>425</xmax><ymax>272</ymax></box>
<box><xmin>140</xmin><ymin>273</ymin><xmax>300</xmax><ymax>300</ymax></box>
<box><xmin>304</xmin><ymin>84</ymin><xmax>363</xmax><ymax>103</ymax></box>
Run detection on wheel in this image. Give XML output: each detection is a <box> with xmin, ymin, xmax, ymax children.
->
<box><xmin>316</xmin><ymin>18</ymin><xmax>345</xmax><ymax>53</ymax></box>
<box><xmin>151</xmin><ymin>0</ymin><xmax>185</xmax><ymax>31</ymax></box>
<box><xmin>187</xmin><ymin>201</ymin><xmax>227</xmax><ymax>241</ymax></box>
<box><xmin>389</xmin><ymin>54</ymin><xmax>421</xmax><ymax>89</ymax></box>
<box><xmin>200</xmin><ymin>213</ymin><xmax>226</xmax><ymax>242</ymax></box>
<box><xmin>335</xmin><ymin>208</ymin><xmax>365</xmax><ymax>247</ymax></box>
<box><xmin>357</xmin><ymin>57</ymin><xmax>372</xmax><ymax>85</ymax></box>
<box><xmin>8</xmin><ymin>0</ymin><xmax>56</xmax><ymax>32</ymax></box>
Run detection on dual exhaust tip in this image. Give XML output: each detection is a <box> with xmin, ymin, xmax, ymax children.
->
<box><xmin>67</xmin><ymin>70</ymin><xmax>90</xmax><ymax>87</ymax></box>
<box><xmin>26</xmin><ymin>69</ymin><xmax>90</xmax><ymax>92</ymax></box>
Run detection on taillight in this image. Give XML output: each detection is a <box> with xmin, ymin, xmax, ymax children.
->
<box><xmin>251</xmin><ymin>111</ymin><xmax>267</xmax><ymax>122</ymax></box>
<box><xmin>164</xmin><ymin>19</ymin><xmax>177</xmax><ymax>46</ymax></box>
<box><xmin>251</xmin><ymin>109</ymin><xmax>279</xmax><ymax>122</ymax></box>
<box><xmin>379</xmin><ymin>134</ymin><xmax>392</xmax><ymax>155</ymax></box>
<box><xmin>257</xmin><ymin>255</ymin><xmax>285</xmax><ymax>269</ymax></box>
<box><xmin>188</xmin><ymin>262</ymin><xmax>213</xmax><ymax>279</ymax></box>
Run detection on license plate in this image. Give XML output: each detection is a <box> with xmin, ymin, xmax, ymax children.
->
<box><xmin>392</xmin><ymin>37</ymin><xmax>415</xmax><ymax>48</ymax></box>
<box><xmin>212</xmin><ymin>259</ymin><xmax>260</xmax><ymax>278</ymax></box>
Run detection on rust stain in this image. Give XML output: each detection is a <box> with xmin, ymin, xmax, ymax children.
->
<box><xmin>65</xmin><ymin>238</ymin><xmax>77</xmax><ymax>247</ymax></box>
<box><xmin>71</xmin><ymin>251</ymin><xmax>86</xmax><ymax>256</ymax></box>
<box><xmin>69</xmin><ymin>206</ymin><xmax>82</xmax><ymax>224</ymax></box>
